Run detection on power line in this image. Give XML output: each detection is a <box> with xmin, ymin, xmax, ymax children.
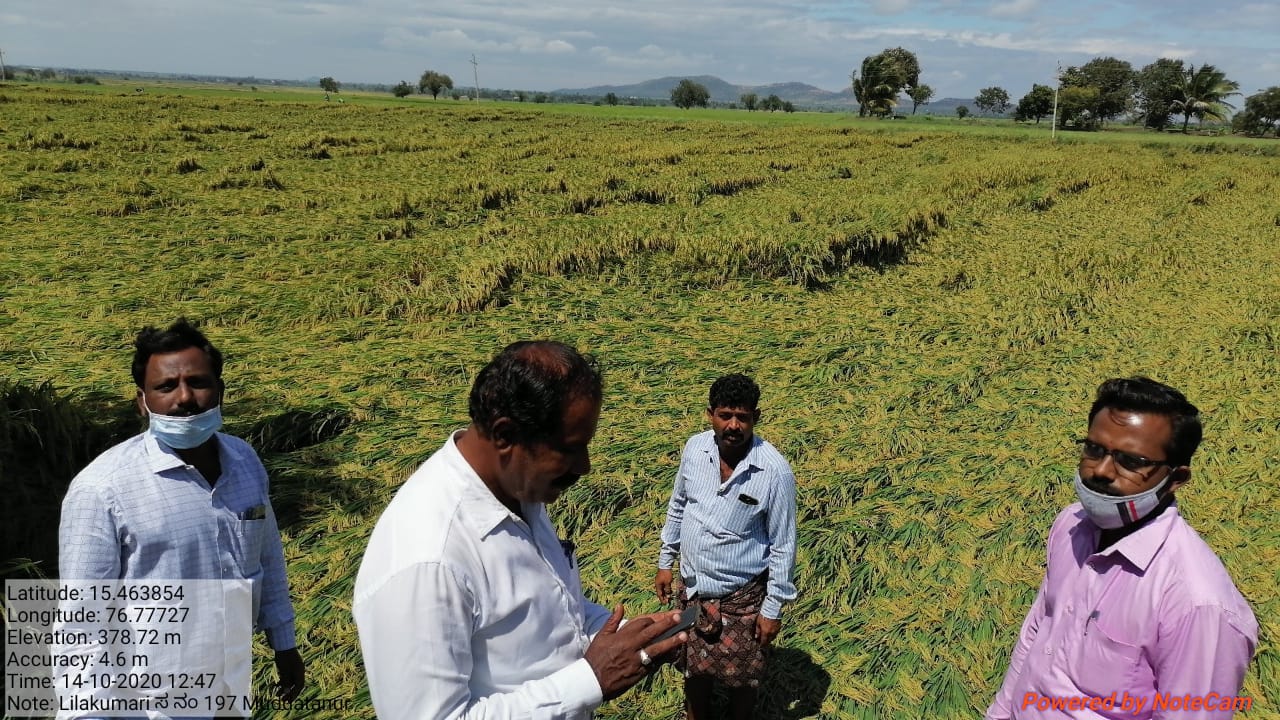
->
<box><xmin>1051</xmin><ymin>62</ymin><xmax>1061</xmax><ymax>141</ymax></box>
<box><xmin>470</xmin><ymin>54</ymin><xmax>480</xmax><ymax>101</ymax></box>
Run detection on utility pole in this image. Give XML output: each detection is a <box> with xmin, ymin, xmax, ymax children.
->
<box><xmin>471</xmin><ymin>54</ymin><xmax>480</xmax><ymax>101</ymax></box>
<box><xmin>0</xmin><ymin>47</ymin><xmax>8</xmax><ymax>83</ymax></box>
<box><xmin>1051</xmin><ymin>62</ymin><xmax>1061</xmax><ymax>141</ymax></box>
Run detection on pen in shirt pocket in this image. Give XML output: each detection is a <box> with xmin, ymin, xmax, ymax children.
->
<box><xmin>1084</xmin><ymin>610</ymin><xmax>1099</xmax><ymax>636</ymax></box>
<box><xmin>238</xmin><ymin>505</ymin><xmax>267</xmax><ymax>520</ymax></box>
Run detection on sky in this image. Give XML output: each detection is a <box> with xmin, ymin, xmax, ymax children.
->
<box><xmin>3</xmin><ymin>1</ymin><xmax>1277</xmax><ymax>100</ymax></box>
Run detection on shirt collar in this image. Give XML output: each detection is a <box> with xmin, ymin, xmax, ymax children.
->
<box><xmin>143</xmin><ymin>430</ymin><xmax>199</xmax><ymax>474</ymax></box>
<box><xmin>1075</xmin><ymin>501</ymin><xmax>1179</xmax><ymax>572</ymax></box>
<box><xmin>440</xmin><ymin>429</ymin><xmax>522</xmax><ymax>537</ymax></box>
<box><xmin>699</xmin><ymin>431</ymin><xmax>764</xmax><ymax>482</ymax></box>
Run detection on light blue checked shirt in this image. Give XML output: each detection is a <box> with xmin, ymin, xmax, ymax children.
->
<box><xmin>58</xmin><ymin>431</ymin><xmax>297</xmax><ymax>650</ymax></box>
<box><xmin>658</xmin><ymin>430</ymin><xmax>797</xmax><ymax>619</ymax></box>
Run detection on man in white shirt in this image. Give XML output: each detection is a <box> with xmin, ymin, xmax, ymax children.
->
<box><xmin>353</xmin><ymin>340</ymin><xmax>688</xmax><ymax>720</ymax></box>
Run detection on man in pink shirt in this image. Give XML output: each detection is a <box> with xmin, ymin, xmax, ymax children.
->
<box><xmin>986</xmin><ymin>377</ymin><xmax>1257</xmax><ymax>720</ymax></box>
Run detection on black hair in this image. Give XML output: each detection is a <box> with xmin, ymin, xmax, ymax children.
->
<box><xmin>468</xmin><ymin>341</ymin><xmax>603</xmax><ymax>446</ymax></box>
<box><xmin>131</xmin><ymin>318</ymin><xmax>223</xmax><ymax>388</ymax></box>
<box><xmin>1088</xmin><ymin>376</ymin><xmax>1202</xmax><ymax>466</ymax></box>
<box><xmin>708</xmin><ymin>373</ymin><xmax>760</xmax><ymax>411</ymax></box>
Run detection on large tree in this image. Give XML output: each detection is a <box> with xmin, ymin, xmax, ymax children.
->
<box><xmin>740</xmin><ymin>92</ymin><xmax>758</xmax><ymax>111</ymax></box>
<box><xmin>1232</xmin><ymin>87</ymin><xmax>1280</xmax><ymax>136</ymax></box>
<box><xmin>392</xmin><ymin>81</ymin><xmax>413</xmax><ymax>98</ymax></box>
<box><xmin>1014</xmin><ymin>84</ymin><xmax>1055</xmax><ymax>124</ymax></box>
<box><xmin>1135</xmin><ymin>58</ymin><xmax>1185</xmax><ymax>130</ymax></box>
<box><xmin>852</xmin><ymin>47</ymin><xmax>920</xmax><ymax>117</ymax></box>
<box><xmin>1060</xmin><ymin>57</ymin><xmax>1135</xmax><ymax>124</ymax></box>
<box><xmin>670</xmin><ymin>79</ymin><xmax>710</xmax><ymax>109</ymax></box>
<box><xmin>974</xmin><ymin>86</ymin><xmax>1011</xmax><ymax>116</ymax></box>
<box><xmin>1057</xmin><ymin>86</ymin><xmax>1100</xmax><ymax>130</ymax></box>
<box><xmin>907</xmin><ymin>84</ymin><xmax>934</xmax><ymax>115</ymax></box>
<box><xmin>319</xmin><ymin>77</ymin><xmax>340</xmax><ymax>94</ymax></box>
<box><xmin>419</xmin><ymin>70</ymin><xmax>453</xmax><ymax>99</ymax></box>
<box><xmin>1170</xmin><ymin>64</ymin><xmax>1240</xmax><ymax>133</ymax></box>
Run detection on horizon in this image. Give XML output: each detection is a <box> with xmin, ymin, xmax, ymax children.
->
<box><xmin>3</xmin><ymin>1</ymin><xmax>1276</xmax><ymax>100</ymax></box>
<box><xmin>0</xmin><ymin>63</ymin><xmax>990</xmax><ymax>102</ymax></box>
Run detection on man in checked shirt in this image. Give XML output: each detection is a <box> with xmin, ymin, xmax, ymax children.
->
<box><xmin>57</xmin><ymin>319</ymin><xmax>305</xmax><ymax>710</ymax></box>
<box><xmin>655</xmin><ymin>374</ymin><xmax>798</xmax><ymax>720</ymax></box>
<box><xmin>986</xmin><ymin>377</ymin><xmax>1257</xmax><ymax>719</ymax></box>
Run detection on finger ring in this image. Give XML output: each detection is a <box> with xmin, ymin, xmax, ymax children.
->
<box><xmin>638</xmin><ymin>649</ymin><xmax>652</xmax><ymax>667</ymax></box>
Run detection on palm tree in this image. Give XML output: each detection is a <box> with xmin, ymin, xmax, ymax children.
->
<box><xmin>853</xmin><ymin>65</ymin><xmax>894</xmax><ymax>117</ymax></box>
<box><xmin>851</xmin><ymin>49</ymin><xmax>918</xmax><ymax>117</ymax></box>
<box><xmin>1170</xmin><ymin>64</ymin><xmax>1241</xmax><ymax>133</ymax></box>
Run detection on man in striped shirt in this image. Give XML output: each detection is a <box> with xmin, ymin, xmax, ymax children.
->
<box><xmin>655</xmin><ymin>374</ymin><xmax>798</xmax><ymax>720</ymax></box>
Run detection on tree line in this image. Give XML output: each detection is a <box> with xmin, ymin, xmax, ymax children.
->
<box><xmin>849</xmin><ymin>47</ymin><xmax>1276</xmax><ymax>135</ymax></box>
<box><xmin>317</xmin><ymin>58</ymin><xmax>1277</xmax><ymax>136</ymax></box>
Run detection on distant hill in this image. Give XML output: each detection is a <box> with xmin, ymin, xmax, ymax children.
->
<box><xmin>554</xmin><ymin>75</ymin><xmax>858</xmax><ymax>108</ymax></box>
<box><xmin>554</xmin><ymin>75</ymin><xmax>975</xmax><ymax>114</ymax></box>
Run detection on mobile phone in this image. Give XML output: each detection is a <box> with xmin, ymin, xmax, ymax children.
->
<box><xmin>653</xmin><ymin>605</ymin><xmax>698</xmax><ymax>642</ymax></box>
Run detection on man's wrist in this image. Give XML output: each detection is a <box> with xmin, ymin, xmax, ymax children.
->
<box><xmin>760</xmin><ymin>598</ymin><xmax>784</xmax><ymax>620</ymax></box>
<box><xmin>264</xmin><ymin>620</ymin><xmax>297</xmax><ymax>651</ymax></box>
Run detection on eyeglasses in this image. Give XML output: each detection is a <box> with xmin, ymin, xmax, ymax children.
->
<box><xmin>1076</xmin><ymin>439</ymin><xmax>1169</xmax><ymax>474</ymax></box>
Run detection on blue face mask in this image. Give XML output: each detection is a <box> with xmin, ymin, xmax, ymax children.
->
<box><xmin>144</xmin><ymin>400</ymin><xmax>222</xmax><ymax>449</ymax></box>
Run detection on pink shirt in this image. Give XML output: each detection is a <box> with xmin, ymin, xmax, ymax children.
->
<box><xmin>987</xmin><ymin>503</ymin><xmax>1257</xmax><ymax>720</ymax></box>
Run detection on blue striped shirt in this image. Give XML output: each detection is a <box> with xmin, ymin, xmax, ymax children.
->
<box><xmin>58</xmin><ymin>431</ymin><xmax>296</xmax><ymax>650</ymax></box>
<box><xmin>658</xmin><ymin>430</ymin><xmax>797</xmax><ymax>619</ymax></box>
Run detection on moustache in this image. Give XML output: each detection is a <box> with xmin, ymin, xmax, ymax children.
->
<box><xmin>1082</xmin><ymin>475</ymin><xmax>1120</xmax><ymax>496</ymax></box>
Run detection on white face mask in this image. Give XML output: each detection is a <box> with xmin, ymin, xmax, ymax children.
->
<box><xmin>1072</xmin><ymin>469</ymin><xmax>1174</xmax><ymax>529</ymax></box>
<box><xmin>143</xmin><ymin>399</ymin><xmax>222</xmax><ymax>449</ymax></box>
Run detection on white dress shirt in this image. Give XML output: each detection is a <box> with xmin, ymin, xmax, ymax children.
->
<box><xmin>353</xmin><ymin>431</ymin><xmax>613</xmax><ymax>720</ymax></box>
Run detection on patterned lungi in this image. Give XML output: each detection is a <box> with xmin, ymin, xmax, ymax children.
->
<box><xmin>674</xmin><ymin>571</ymin><xmax>769</xmax><ymax>688</ymax></box>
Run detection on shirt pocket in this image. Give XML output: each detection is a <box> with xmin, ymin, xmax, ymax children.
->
<box><xmin>717</xmin><ymin>493</ymin><xmax>763</xmax><ymax>537</ymax></box>
<box><xmin>233</xmin><ymin>518</ymin><xmax>267</xmax><ymax>576</ymax></box>
<box><xmin>1068</xmin><ymin>620</ymin><xmax>1142</xmax><ymax>697</ymax></box>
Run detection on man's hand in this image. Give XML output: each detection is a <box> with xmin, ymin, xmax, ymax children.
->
<box><xmin>585</xmin><ymin>605</ymin><xmax>687</xmax><ymax>701</ymax></box>
<box><xmin>273</xmin><ymin>648</ymin><xmax>305</xmax><ymax>701</ymax></box>
<box><xmin>754</xmin><ymin>615</ymin><xmax>781</xmax><ymax>648</ymax></box>
<box><xmin>654</xmin><ymin>569</ymin><xmax>673</xmax><ymax>606</ymax></box>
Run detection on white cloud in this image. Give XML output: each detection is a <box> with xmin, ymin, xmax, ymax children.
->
<box><xmin>584</xmin><ymin>43</ymin><xmax>714</xmax><ymax>73</ymax></box>
<box><xmin>988</xmin><ymin>0</ymin><xmax>1038</xmax><ymax>18</ymax></box>
<box><xmin>544</xmin><ymin>39</ymin><xmax>576</xmax><ymax>54</ymax></box>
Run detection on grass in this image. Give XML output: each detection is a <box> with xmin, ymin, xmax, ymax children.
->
<box><xmin>1</xmin><ymin>83</ymin><xmax>1277</xmax><ymax>719</ymax></box>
